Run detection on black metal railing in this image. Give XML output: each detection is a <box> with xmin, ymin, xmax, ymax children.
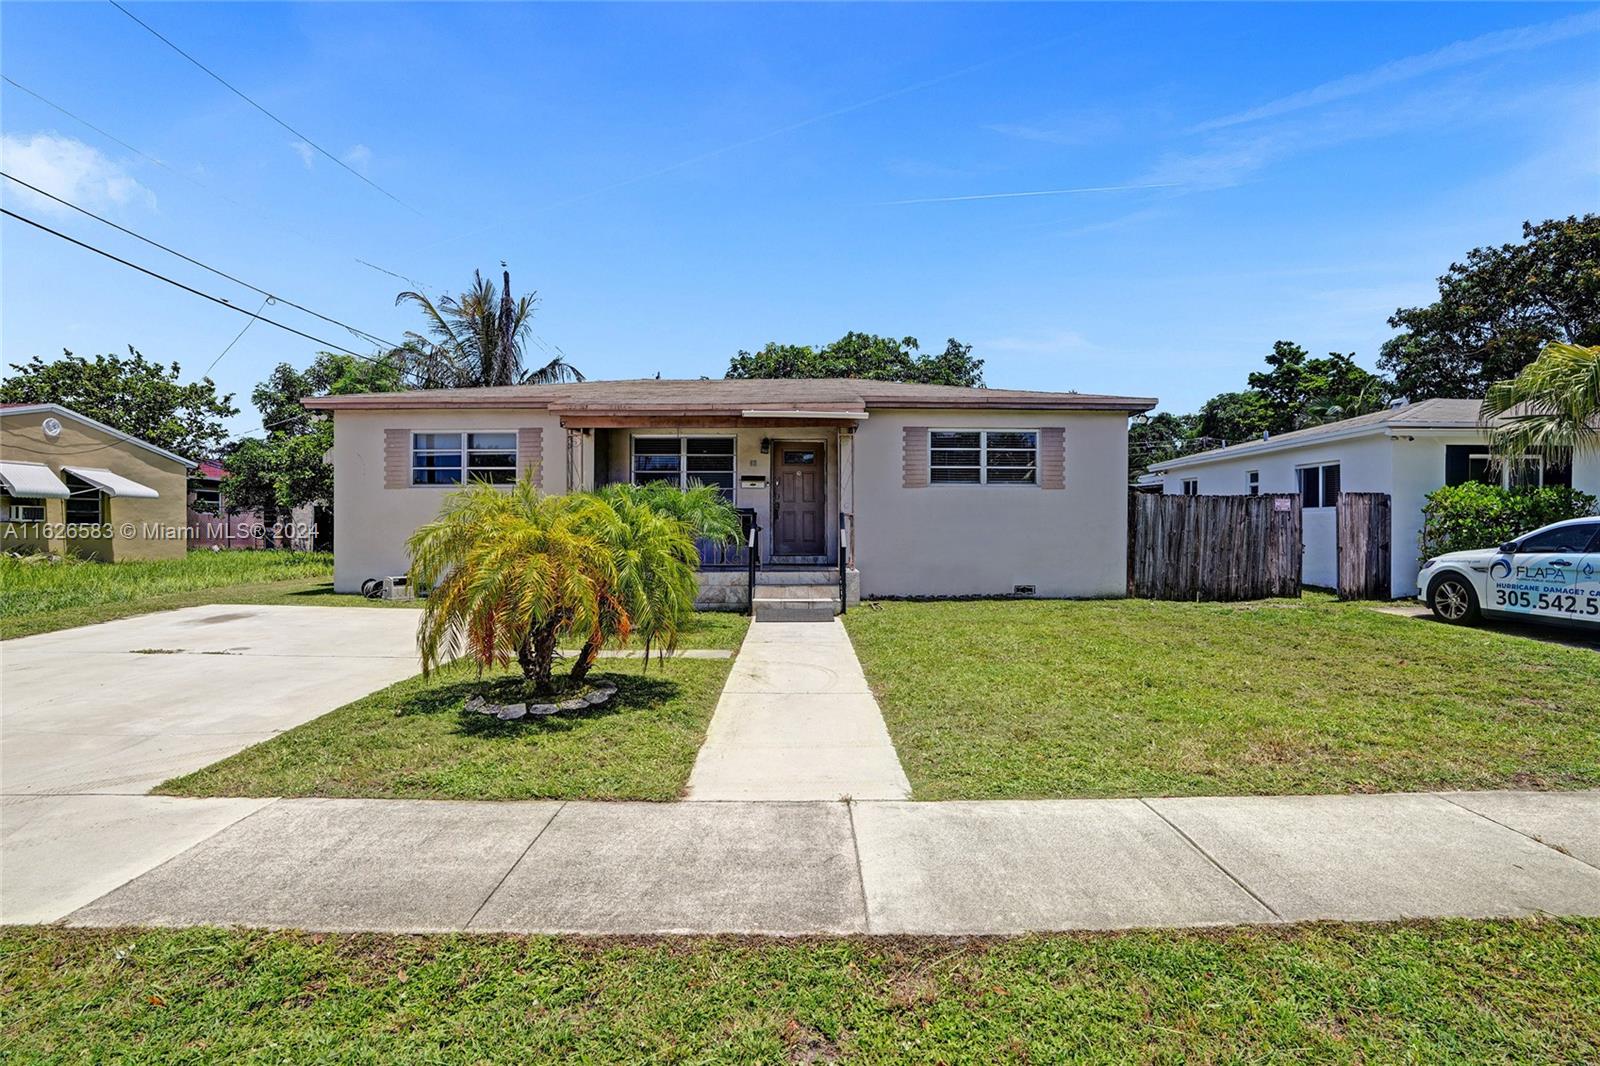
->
<box><xmin>746</xmin><ymin>518</ymin><xmax>760</xmax><ymax>617</ymax></box>
<box><xmin>697</xmin><ymin>507</ymin><xmax>759</xmax><ymax>570</ymax></box>
<box><xmin>838</xmin><ymin>511</ymin><xmax>852</xmax><ymax>615</ymax></box>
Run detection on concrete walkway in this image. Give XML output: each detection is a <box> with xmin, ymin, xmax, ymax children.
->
<box><xmin>10</xmin><ymin>790</ymin><xmax>1596</xmax><ymax>933</ymax></box>
<box><xmin>684</xmin><ymin>620</ymin><xmax>911</xmax><ymax>801</ymax></box>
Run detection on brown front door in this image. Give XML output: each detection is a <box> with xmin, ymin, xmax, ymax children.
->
<box><xmin>773</xmin><ymin>442</ymin><xmax>825</xmax><ymax>557</ymax></box>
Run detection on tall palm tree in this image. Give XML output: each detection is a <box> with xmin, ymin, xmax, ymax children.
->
<box><xmin>394</xmin><ymin>268</ymin><xmax>584</xmax><ymax>388</ymax></box>
<box><xmin>1482</xmin><ymin>341</ymin><xmax>1600</xmax><ymax>463</ymax></box>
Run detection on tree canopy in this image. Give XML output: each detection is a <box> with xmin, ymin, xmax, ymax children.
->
<box><xmin>725</xmin><ymin>332</ymin><xmax>985</xmax><ymax>387</ymax></box>
<box><xmin>222</xmin><ymin>352</ymin><xmax>406</xmax><ymax>525</ymax></box>
<box><xmin>0</xmin><ymin>347</ymin><xmax>237</xmax><ymax>459</ymax></box>
<box><xmin>1378</xmin><ymin>215</ymin><xmax>1599</xmax><ymax>400</ymax></box>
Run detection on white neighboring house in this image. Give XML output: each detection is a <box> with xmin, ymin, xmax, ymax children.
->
<box><xmin>1144</xmin><ymin>398</ymin><xmax>1600</xmax><ymax>596</ymax></box>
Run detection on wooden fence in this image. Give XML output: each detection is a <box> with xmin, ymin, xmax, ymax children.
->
<box><xmin>1336</xmin><ymin>492</ymin><xmax>1392</xmax><ymax>600</ymax></box>
<box><xmin>1128</xmin><ymin>492</ymin><xmax>1302</xmax><ymax>601</ymax></box>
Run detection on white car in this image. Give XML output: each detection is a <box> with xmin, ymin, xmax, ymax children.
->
<box><xmin>1418</xmin><ymin>517</ymin><xmax>1600</xmax><ymax>629</ymax></box>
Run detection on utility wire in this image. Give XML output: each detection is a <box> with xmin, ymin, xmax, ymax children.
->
<box><xmin>2</xmin><ymin>206</ymin><xmax>415</xmax><ymax>370</ymax></box>
<box><xmin>1</xmin><ymin>74</ymin><xmax>434</xmax><ymax>292</ymax></box>
<box><xmin>205</xmin><ymin>296</ymin><xmax>271</xmax><ymax>374</ymax></box>
<box><xmin>106</xmin><ymin>0</ymin><xmax>421</xmax><ymax>215</ymax></box>
<box><xmin>1</xmin><ymin>171</ymin><xmax>401</xmax><ymax>351</ymax></box>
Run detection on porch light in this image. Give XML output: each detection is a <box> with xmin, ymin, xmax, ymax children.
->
<box><xmin>760</xmin><ymin>438</ymin><xmax>770</xmax><ymax>454</ymax></box>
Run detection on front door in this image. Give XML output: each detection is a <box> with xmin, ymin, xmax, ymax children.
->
<box><xmin>773</xmin><ymin>442</ymin><xmax>825</xmax><ymax>558</ymax></box>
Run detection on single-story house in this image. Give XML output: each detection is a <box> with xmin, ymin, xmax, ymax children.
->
<box><xmin>187</xmin><ymin>460</ymin><xmax>318</xmax><ymax>550</ymax></box>
<box><xmin>1144</xmin><ymin>398</ymin><xmax>1600</xmax><ymax>595</ymax></box>
<box><xmin>0</xmin><ymin>403</ymin><xmax>196</xmax><ymax>561</ymax></box>
<box><xmin>304</xmin><ymin>378</ymin><xmax>1156</xmax><ymax>608</ymax></box>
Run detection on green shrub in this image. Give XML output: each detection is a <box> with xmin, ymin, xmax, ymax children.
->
<box><xmin>1419</xmin><ymin>482</ymin><xmax>1598</xmax><ymax>560</ymax></box>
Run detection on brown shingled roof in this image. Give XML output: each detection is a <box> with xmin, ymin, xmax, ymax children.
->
<box><xmin>303</xmin><ymin>377</ymin><xmax>1157</xmax><ymax>413</ymax></box>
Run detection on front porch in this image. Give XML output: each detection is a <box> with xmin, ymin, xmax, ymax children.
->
<box><xmin>553</xmin><ymin>413</ymin><xmax>861</xmax><ymax>614</ymax></box>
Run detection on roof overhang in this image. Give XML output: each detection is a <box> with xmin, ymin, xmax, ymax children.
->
<box><xmin>0</xmin><ymin>461</ymin><xmax>70</xmax><ymax>499</ymax></box>
<box><xmin>61</xmin><ymin>466</ymin><xmax>161</xmax><ymax>498</ymax></box>
<box><xmin>0</xmin><ymin>404</ymin><xmax>196</xmax><ymax>467</ymax></box>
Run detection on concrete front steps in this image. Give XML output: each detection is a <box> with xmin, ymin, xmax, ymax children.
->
<box><xmin>751</xmin><ymin>569</ymin><xmax>854</xmax><ymax>622</ymax></box>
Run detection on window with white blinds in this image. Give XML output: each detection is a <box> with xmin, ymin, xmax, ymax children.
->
<box><xmin>929</xmin><ymin>430</ymin><xmax>1038</xmax><ymax>485</ymax></box>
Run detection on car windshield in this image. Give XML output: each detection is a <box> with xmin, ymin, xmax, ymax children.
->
<box><xmin>1516</xmin><ymin>522</ymin><xmax>1600</xmax><ymax>554</ymax></box>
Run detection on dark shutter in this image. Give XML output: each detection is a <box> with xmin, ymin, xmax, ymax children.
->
<box><xmin>1444</xmin><ymin>445</ymin><xmax>1473</xmax><ymax>487</ymax></box>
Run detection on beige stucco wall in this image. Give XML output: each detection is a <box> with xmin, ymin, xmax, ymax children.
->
<box><xmin>330</xmin><ymin>408</ymin><xmax>564</xmax><ymax>591</ymax></box>
<box><xmin>0</xmin><ymin>412</ymin><xmax>190</xmax><ymax>561</ymax></box>
<box><xmin>328</xmin><ymin>406</ymin><xmax>1135</xmax><ymax>599</ymax></box>
<box><xmin>851</xmin><ymin>409</ymin><xmax>1132</xmax><ymax>599</ymax></box>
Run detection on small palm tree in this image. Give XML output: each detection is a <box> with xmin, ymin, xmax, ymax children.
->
<box><xmin>408</xmin><ymin>480</ymin><xmax>613</xmax><ymax>691</ymax></box>
<box><xmin>395</xmin><ymin>268</ymin><xmax>584</xmax><ymax>388</ymax></box>
<box><xmin>1482</xmin><ymin>341</ymin><xmax>1600</xmax><ymax>462</ymax></box>
<box><xmin>408</xmin><ymin>478</ymin><xmax>726</xmax><ymax>695</ymax></box>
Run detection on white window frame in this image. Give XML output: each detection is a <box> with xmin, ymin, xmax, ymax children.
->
<box><xmin>1181</xmin><ymin>478</ymin><xmax>1199</xmax><ymax>496</ymax></box>
<box><xmin>927</xmin><ymin>428</ymin><xmax>1040</xmax><ymax>487</ymax></box>
<box><xmin>410</xmin><ymin>430</ymin><xmax>518</xmax><ymax>487</ymax></box>
<box><xmin>1246</xmin><ymin>470</ymin><xmax>1260</xmax><ymax>496</ymax></box>
<box><xmin>1467</xmin><ymin>451</ymin><xmax>1543</xmax><ymax>490</ymax></box>
<box><xmin>1</xmin><ymin>494</ymin><xmax>46</xmax><ymax>522</ymax></box>
<box><xmin>1295</xmin><ymin>463</ymin><xmax>1340</xmax><ymax>509</ymax></box>
<box><xmin>630</xmin><ymin>434</ymin><xmax>737</xmax><ymax>501</ymax></box>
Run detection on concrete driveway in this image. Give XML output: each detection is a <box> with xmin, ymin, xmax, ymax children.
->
<box><xmin>1</xmin><ymin>604</ymin><xmax>421</xmax><ymax>795</ymax></box>
<box><xmin>1</xmin><ymin>605</ymin><xmax>421</xmax><ymax>923</ymax></box>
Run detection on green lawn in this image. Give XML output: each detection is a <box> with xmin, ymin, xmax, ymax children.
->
<box><xmin>844</xmin><ymin>598</ymin><xmax>1600</xmax><ymax>800</ymax></box>
<box><xmin>0</xmin><ymin>551</ymin><xmax>368</xmax><ymax>639</ymax></box>
<box><xmin>5</xmin><ymin>920</ymin><xmax>1597</xmax><ymax>1063</ymax></box>
<box><xmin>159</xmin><ymin>653</ymin><xmax>733</xmax><ymax>801</ymax></box>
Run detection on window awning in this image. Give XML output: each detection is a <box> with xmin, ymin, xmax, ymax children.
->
<box><xmin>0</xmin><ymin>461</ymin><xmax>71</xmax><ymax>499</ymax></box>
<box><xmin>60</xmin><ymin>466</ymin><xmax>160</xmax><ymax>499</ymax></box>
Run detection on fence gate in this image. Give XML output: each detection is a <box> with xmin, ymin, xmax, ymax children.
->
<box><xmin>1128</xmin><ymin>492</ymin><xmax>1302</xmax><ymax>601</ymax></box>
<box><xmin>1336</xmin><ymin>492</ymin><xmax>1391</xmax><ymax>600</ymax></box>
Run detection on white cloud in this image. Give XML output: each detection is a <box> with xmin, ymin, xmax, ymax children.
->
<box><xmin>290</xmin><ymin>140</ymin><xmax>316</xmax><ymax>169</ymax></box>
<box><xmin>1192</xmin><ymin>10</ymin><xmax>1600</xmax><ymax>132</ymax></box>
<box><xmin>342</xmin><ymin>144</ymin><xmax>371</xmax><ymax>172</ymax></box>
<box><xmin>0</xmin><ymin>131</ymin><xmax>155</xmax><ymax>215</ymax></box>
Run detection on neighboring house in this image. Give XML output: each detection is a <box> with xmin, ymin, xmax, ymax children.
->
<box><xmin>0</xmin><ymin>403</ymin><xmax>195</xmax><ymax>561</ymax></box>
<box><xmin>1145</xmin><ymin>398</ymin><xmax>1600</xmax><ymax>595</ymax></box>
<box><xmin>187</xmin><ymin>460</ymin><xmax>317</xmax><ymax>551</ymax></box>
<box><xmin>304</xmin><ymin>378</ymin><xmax>1156</xmax><ymax>605</ymax></box>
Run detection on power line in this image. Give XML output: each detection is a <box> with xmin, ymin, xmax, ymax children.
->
<box><xmin>108</xmin><ymin>0</ymin><xmax>421</xmax><ymax>215</ymax></box>
<box><xmin>2</xmin><ymin>206</ymin><xmax>415</xmax><ymax>371</ymax></box>
<box><xmin>1</xmin><ymin>170</ymin><xmax>400</xmax><ymax>350</ymax></box>
<box><xmin>2</xmin><ymin>74</ymin><xmax>435</xmax><ymax>292</ymax></box>
<box><xmin>206</xmin><ymin>296</ymin><xmax>271</xmax><ymax>374</ymax></box>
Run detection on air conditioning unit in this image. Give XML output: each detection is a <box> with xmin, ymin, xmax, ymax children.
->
<box><xmin>361</xmin><ymin>575</ymin><xmax>414</xmax><ymax>601</ymax></box>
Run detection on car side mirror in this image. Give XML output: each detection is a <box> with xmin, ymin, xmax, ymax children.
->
<box><xmin>1498</xmin><ymin>542</ymin><xmax>1519</xmax><ymax>554</ymax></box>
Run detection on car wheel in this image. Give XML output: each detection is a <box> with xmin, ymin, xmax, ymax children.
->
<box><xmin>1428</xmin><ymin>574</ymin><xmax>1480</xmax><ymax>624</ymax></box>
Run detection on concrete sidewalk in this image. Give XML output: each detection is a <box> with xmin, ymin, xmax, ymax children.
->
<box><xmin>684</xmin><ymin>620</ymin><xmax>911</xmax><ymax>801</ymax></box>
<box><xmin>16</xmin><ymin>790</ymin><xmax>1596</xmax><ymax>934</ymax></box>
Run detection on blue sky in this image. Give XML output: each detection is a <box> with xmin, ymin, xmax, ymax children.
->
<box><xmin>3</xmin><ymin>2</ymin><xmax>1596</xmax><ymax>436</ymax></box>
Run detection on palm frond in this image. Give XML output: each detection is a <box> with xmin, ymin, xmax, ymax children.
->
<box><xmin>1481</xmin><ymin>342</ymin><xmax>1600</xmax><ymax>460</ymax></box>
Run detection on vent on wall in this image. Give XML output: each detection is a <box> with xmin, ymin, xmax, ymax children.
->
<box><xmin>1013</xmin><ymin>584</ymin><xmax>1036</xmax><ymax>597</ymax></box>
